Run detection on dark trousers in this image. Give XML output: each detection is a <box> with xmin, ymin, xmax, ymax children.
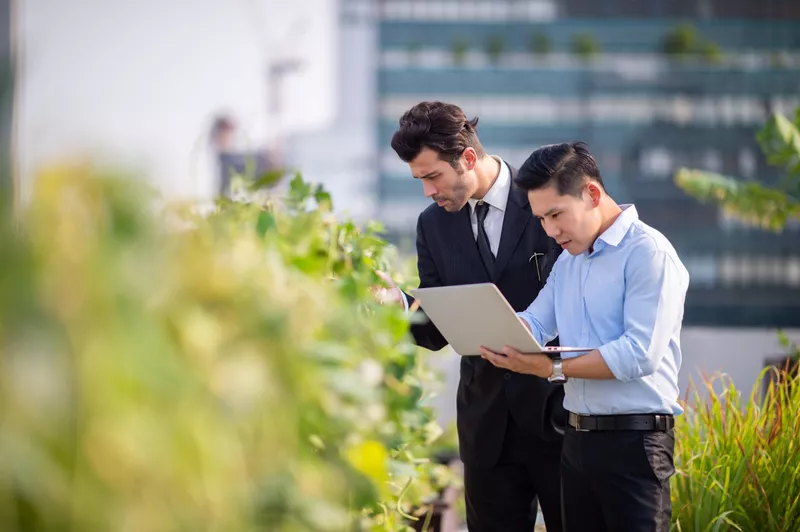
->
<box><xmin>561</xmin><ymin>424</ymin><xmax>675</xmax><ymax>532</ymax></box>
<box><xmin>464</xmin><ymin>413</ymin><xmax>563</xmax><ymax>532</ymax></box>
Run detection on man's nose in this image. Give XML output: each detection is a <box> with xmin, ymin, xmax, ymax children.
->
<box><xmin>543</xmin><ymin>219</ymin><xmax>561</xmax><ymax>238</ymax></box>
<box><xmin>422</xmin><ymin>180</ymin><xmax>437</xmax><ymax>198</ymax></box>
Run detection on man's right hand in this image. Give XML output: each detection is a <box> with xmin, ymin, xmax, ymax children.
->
<box><xmin>371</xmin><ymin>270</ymin><xmax>406</xmax><ymax>308</ymax></box>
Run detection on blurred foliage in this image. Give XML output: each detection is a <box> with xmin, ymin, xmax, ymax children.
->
<box><xmin>672</xmin><ymin>369</ymin><xmax>800</xmax><ymax>530</ymax></box>
<box><xmin>0</xmin><ymin>164</ymin><xmax>456</xmax><ymax>531</ymax></box>
<box><xmin>661</xmin><ymin>23</ymin><xmax>724</xmax><ymax>64</ymax></box>
<box><xmin>529</xmin><ymin>33</ymin><xmax>551</xmax><ymax>58</ymax></box>
<box><xmin>450</xmin><ymin>37</ymin><xmax>469</xmax><ymax>66</ymax></box>
<box><xmin>674</xmin><ymin>107</ymin><xmax>800</xmax><ymax>529</ymax></box>
<box><xmin>676</xmin><ymin>109</ymin><xmax>800</xmax><ymax>231</ymax></box>
<box><xmin>485</xmin><ymin>35</ymin><xmax>504</xmax><ymax>66</ymax></box>
<box><xmin>571</xmin><ymin>33</ymin><xmax>600</xmax><ymax>63</ymax></box>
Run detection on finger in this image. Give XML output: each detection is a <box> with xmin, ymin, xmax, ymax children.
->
<box><xmin>502</xmin><ymin>346</ymin><xmax>523</xmax><ymax>359</ymax></box>
<box><xmin>482</xmin><ymin>351</ymin><xmax>508</xmax><ymax>369</ymax></box>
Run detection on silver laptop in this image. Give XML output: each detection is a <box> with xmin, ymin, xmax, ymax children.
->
<box><xmin>410</xmin><ymin>283</ymin><xmax>592</xmax><ymax>356</ymax></box>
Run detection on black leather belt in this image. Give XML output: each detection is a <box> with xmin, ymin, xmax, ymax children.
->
<box><xmin>568</xmin><ymin>411</ymin><xmax>674</xmax><ymax>432</ymax></box>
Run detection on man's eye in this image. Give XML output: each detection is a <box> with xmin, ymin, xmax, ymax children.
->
<box><xmin>551</xmin><ymin>213</ymin><xmax>560</xmax><ymax>219</ymax></box>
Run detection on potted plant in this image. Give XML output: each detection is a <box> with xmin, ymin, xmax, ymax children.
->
<box><xmin>530</xmin><ymin>32</ymin><xmax>551</xmax><ymax>62</ymax></box>
<box><xmin>485</xmin><ymin>35</ymin><xmax>504</xmax><ymax>66</ymax></box>
<box><xmin>571</xmin><ymin>32</ymin><xmax>600</xmax><ymax>64</ymax></box>
<box><xmin>451</xmin><ymin>37</ymin><xmax>469</xmax><ymax>67</ymax></box>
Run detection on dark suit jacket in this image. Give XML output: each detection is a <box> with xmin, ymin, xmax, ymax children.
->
<box><xmin>405</xmin><ymin>166</ymin><xmax>565</xmax><ymax>467</ymax></box>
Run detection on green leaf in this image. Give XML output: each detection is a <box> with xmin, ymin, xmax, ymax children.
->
<box><xmin>255</xmin><ymin>210</ymin><xmax>276</xmax><ymax>237</ymax></box>
<box><xmin>249</xmin><ymin>170</ymin><xmax>285</xmax><ymax>191</ymax></box>
<box><xmin>756</xmin><ymin>112</ymin><xmax>800</xmax><ymax>184</ymax></box>
<box><xmin>288</xmin><ymin>172</ymin><xmax>312</xmax><ymax>204</ymax></box>
<box><xmin>314</xmin><ymin>185</ymin><xmax>333</xmax><ymax>210</ymax></box>
<box><xmin>674</xmin><ymin>168</ymin><xmax>800</xmax><ymax>231</ymax></box>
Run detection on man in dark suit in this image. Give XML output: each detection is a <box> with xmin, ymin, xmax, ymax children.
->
<box><xmin>376</xmin><ymin>101</ymin><xmax>565</xmax><ymax>531</ymax></box>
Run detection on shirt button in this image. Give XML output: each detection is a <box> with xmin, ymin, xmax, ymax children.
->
<box><xmin>504</xmin><ymin>372</ymin><xmax>512</xmax><ymax>380</ymax></box>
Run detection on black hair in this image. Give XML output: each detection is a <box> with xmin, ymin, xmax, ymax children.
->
<box><xmin>391</xmin><ymin>101</ymin><xmax>486</xmax><ymax>169</ymax></box>
<box><xmin>514</xmin><ymin>141</ymin><xmax>604</xmax><ymax>196</ymax></box>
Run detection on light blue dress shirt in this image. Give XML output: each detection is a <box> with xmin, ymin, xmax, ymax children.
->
<box><xmin>517</xmin><ymin>205</ymin><xmax>690</xmax><ymax>416</ymax></box>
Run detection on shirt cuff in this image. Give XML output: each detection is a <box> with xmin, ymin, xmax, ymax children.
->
<box><xmin>515</xmin><ymin>312</ymin><xmax>540</xmax><ymax>341</ymax></box>
<box><xmin>515</xmin><ymin>312</ymin><xmax>531</xmax><ymax>330</ymax></box>
<box><xmin>401</xmin><ymin>291</ymin><xmax>410</xmax><ymax>314</ymax></box>
<box><xmin>597</xmin><ymin>342</ymin><xmax>631</xmax><ymax>382</ymax></box>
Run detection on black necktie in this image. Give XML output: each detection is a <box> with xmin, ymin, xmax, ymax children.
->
<box><xmin>475</xmin><ymin>200</ymin><xmax>495</xmax><ymax>279</ymax></box>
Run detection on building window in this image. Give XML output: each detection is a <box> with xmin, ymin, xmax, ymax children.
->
<box><xmin>702</xmin><ymin>149</ymin><xmax>723</xmax><ymax>173</ymax></box>
<box><xmin>685</xmin><ymin>255</ymin><xmax>717</xmax><ymax>287</ymax></box>
<box><xmin>738</xmin><ymin>148</ymin><xmax>756</xmax><ymax>178</ymax></box>
<box><xmin>639</xmin><ymin>147</ymin><xmax>673</xmax><ymax>180</ymax></box>
<box><xmin>788</xmin><ymin>257</ymin><xmax>800</xmax><ymax>287</ymax></box>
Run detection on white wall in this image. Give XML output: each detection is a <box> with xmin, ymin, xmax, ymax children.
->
<box><xmin>17</xmin><ymin>0</ymin><xmax>335</xmax><ymax>201</ymax></box>
<box><xmin>679</xmin><ymin>326</ymin><xmax>800</xmax><ymax>406</ymax></box>
<box><xmin>284</xmin><ymin>1</ymin><xmax>380</xmax><ymax>222</ymax></box>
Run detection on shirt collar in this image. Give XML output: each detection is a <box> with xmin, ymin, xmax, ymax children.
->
<box><xmin>594</xmin><ymin>204</ymin><xmax>638</xmax><ymax>250</ymax></box>
<box><xmin>467</xmin><ymin>156</ymin><xmax>510</xmax><ymax>213</ymax></box>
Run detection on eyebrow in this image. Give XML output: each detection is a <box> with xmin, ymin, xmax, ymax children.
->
<box><xmin>535</xmin><ymin>207</ymin><xmax>560</xmax><ymax>218</ymax></box>
<box><xmin>413</xmin><ymin>171</ymin><xmax>439</xmax><ymax>180</ymax></box>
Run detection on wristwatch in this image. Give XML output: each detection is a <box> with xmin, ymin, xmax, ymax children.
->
<box><xmin>548</xmin><ymin>357</ymin><xmax>567</xmax><ymax>384</ymax></box>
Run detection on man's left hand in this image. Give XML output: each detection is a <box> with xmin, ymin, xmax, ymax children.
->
<box><xmin>479</xmin><ymin>346</ymin><xmax>553</xmax><ymax>379</ymax></box>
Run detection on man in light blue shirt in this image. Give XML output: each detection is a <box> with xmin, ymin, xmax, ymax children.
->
<box><xmin>480</xmin><ymin>141</ymin><xmax>689</xmax><ymax>532</ymax></box>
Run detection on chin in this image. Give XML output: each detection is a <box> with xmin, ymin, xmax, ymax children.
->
<box><xmin>442</xmin><ymin>201</ymin><xmax>465</xmax><ymax>213</ymax></box>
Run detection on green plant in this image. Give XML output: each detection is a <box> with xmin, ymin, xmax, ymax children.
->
<box><xmin>674</xmin><ymin>108</ymin><xmax>800</xmax><ymax>529</ymax></box>
<box><xmin>0</xmin><ymin>164</ymin><xmax>449</xmax><ymax>531</ymax></box>
<box><xmin>661</xmin><ymin>23</ymin><xmax>724</xmax><ymax>65</ymax></box>
<box><xmin>675</xmin><ymin>108</ymin><xmax>800</xmax><ymax>231</ymax></box>
<box><xmin>672</xmin><ymin>369</ymin><xmax>800</xmax><ymax>530</ymax></box>
<box><xmin>485</xmin><ymin>35</ymin><xmax>504</xmax><ymax>66</ymax></box>
<box><xmin>571</xmin><ymin>33</ymin><xmax>600</xmax><ymax>63</ymax></box>
<box><xmin>661</xmin><ymin>23</ymin><xmax>699</xmax><ymax>58</ymax></box>
<box><xmin>530</xmin><ymin>33</ymin><xmax>551</xmax><ymax>58</ymax></box>
<box><xmin>700</xmin><ymin>41</ymin><xmax>724</xmax><ymax>65</ymax></box>
<box><xmin>450</xmin><ymin>37</ymin><xmax>469</xmax><ymax>66</ymax></box>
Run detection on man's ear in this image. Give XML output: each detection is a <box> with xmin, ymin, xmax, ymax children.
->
<box><xmin>586</xmin><ymin>182</ymin><xmax>602</xmax><ymax>207</ymax></box>
<box><xmin>462</xmin><ymin>147</ymin><xmax>478</xmax><ymax>170</ymax></box>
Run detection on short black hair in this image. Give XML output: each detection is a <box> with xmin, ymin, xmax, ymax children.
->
<box><xmin>514</xmin><ymin>141</ymin><xmax>604</xmax><ymax>196</ymax></box>
<box><xmin>391</xmin><ymin>101</ymin><xmax>487</xmax><ymax>169</ymax></box>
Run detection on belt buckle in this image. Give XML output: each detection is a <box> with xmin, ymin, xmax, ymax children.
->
<box><xmin>573</xmin><ymin>414</ymin><xmax>590</xmax><ymax>432</ymax></box>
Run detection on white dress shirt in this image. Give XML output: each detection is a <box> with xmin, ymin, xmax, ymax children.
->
<box><xmin>467</xmin><ymin>156</ymin><xmax>510</xmax><ymax>257</ymax></box>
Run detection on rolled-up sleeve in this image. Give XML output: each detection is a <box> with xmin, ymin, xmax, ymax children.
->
<box><xmin>517</xmin><ymin>259</ymin><xmax>560</xmax><ymax>347</ymax></box>
<box><xmin>598</xmin><ymin>248</ymin><xmax>688</xmax><ymax>382</ymax></box>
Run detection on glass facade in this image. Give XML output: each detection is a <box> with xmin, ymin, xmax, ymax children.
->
<box><xmin>370</xmin><ymin>0</ymin><xmax>800</xmax><ymax>326</ymax></box>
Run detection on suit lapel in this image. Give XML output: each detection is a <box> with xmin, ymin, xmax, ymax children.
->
<box><xmin>493</xmin><ymin>168</ymin><xmax>532</xmax><ymax>281</ymax></box>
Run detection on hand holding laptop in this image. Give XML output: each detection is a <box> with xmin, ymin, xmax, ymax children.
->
<box><xmin>478</xmin><ymin>344</ymin><xmax>558</xmax><ymax>379</ymax></box>
<box><xmin>409</xmin><ymin>283</ymin><xmax>591</xmax><ymax>357</ymax></box>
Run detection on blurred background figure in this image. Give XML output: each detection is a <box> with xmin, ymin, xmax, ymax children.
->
<box><xmin>209</xmin><ymin>113</ymin><xmax>274</xmax><ymax>198</ymax></box>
